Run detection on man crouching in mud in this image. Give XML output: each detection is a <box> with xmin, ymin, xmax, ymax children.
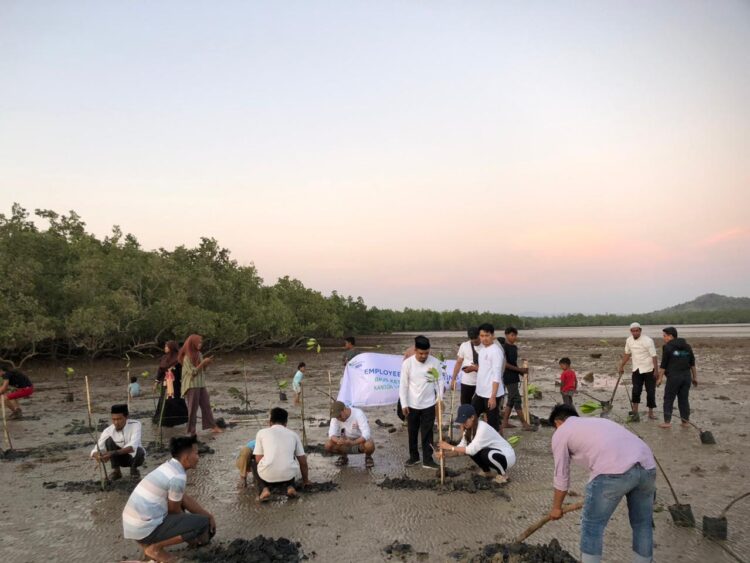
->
<box><xmin>122</xmin><ymin>435</ymin><xmax>215</xmax><ymax>562</ymax></box>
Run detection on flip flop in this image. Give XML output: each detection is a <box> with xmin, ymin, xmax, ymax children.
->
<box><xmin>365</xmin><ymin>455</ymin><xmax>374</xmax><ymax>468</ymax></box>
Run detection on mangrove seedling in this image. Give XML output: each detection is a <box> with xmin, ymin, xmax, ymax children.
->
<box><xmin>273</xmin><ymin>353</ymin><xmax>288</xmax><ymax>365</ymax></box>
<box><xmin>427</xmin><ymin>367</ymin><xmax>446</xmax><ymax>484</ymax></box>
<box><xmin>277</xmin><ymin>380</ymin><xmax>289</xmax><ymax>402</ymax></box>
<box><xmin>507</xmin><ymin>435</ymin><xmax>521</xmax><ymax>447</ymax></box>
<box><xmin>306</xmin><ymin>338</ymin><xmax>321</xmax><ymax>354</ymax></box>
<box><xmin>579</xmin><ymin>400</ymin><xmax>602</xmax><ymax>415</ymax></box>
<box><xmin>64</xmin><ymin>366</ymin><xmax>76</xmax><ymax>402</ymax></box>
<box><xmin>228</xmin><ymin>387</ymin><xmax>252</xmax><ymax>412</ymax></box>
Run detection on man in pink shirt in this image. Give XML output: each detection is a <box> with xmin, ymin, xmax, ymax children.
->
<box><xmin>548</xmin><ymin>404</ymin><xmax>656</xmax><ymax>563</ymax></box>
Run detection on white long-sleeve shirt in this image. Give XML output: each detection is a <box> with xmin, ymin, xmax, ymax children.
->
<box><xmin>90</xmin><ymin>420</ymin><xmax>144</xmax><ymax>458</ymax></box>
<box><xmin>475</xmin><ymin>342</ymin><xmax>505</xmax><ymax>399</ymax></box>
<box><xmin>399</xmin><ymin>355</ymin><xmax>443</xmax><ymax>410</ymax></box>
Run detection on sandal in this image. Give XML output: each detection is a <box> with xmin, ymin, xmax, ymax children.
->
<box><xmin>365</xmin><ymin>455</ymin><xmax>374</xmax><ymax>468</ymax></box>
<box><xmin>335</xmin><ymin>455</ymin><xmax>349</xmax><ymax>466</ymax></box>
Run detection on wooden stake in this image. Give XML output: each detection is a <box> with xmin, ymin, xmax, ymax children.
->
<box><xmin>84</xmin><ymin>375</ymin><xmax>93</xmax><ymax>429</ymax></box>
<box><xmin>515</xmin><ymin>502</ymin><xmax>583</xmax><ymax>543</ymax></box>
<box><xmin>437</xmin><ymin>397</ymin><xmax>445</xmax><ymax>484</ymax></box>
<box><xmin>327</xmin><ymin>370</ymin><xmax>333</xmax><ymax>417</ymax></box>
<box><xmin>1</xmin><ymin>396</ymin><xmax>13</xmax><ymax>450</ymax></box>
<box><xmin>521</xmin><ymin>360</ymin><xmax>530</xmax><ymax>425</ymax></box>
<box><xmin>300</xmin><ymin>384</ymin><xmax>308</xmax><ymax>447</ymax></box>
<box><xmin>125</xmin><ymin>353</ymin><xmax>131</xmax><ymax>410</ymax></box>
<box><xmin>448</xmin><ymin>384</ymin><xmax>455</xmax><ymax>443</ymax></box>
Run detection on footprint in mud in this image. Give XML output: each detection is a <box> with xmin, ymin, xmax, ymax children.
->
<box><xmin>449</xmin><ymin>539</ymin><xmax>577</xmax><ymax>562</ymax></box>
<box><xmin>185</xmin><ymin>535</ymin><xmax>305</xmax><ymax>562</ymax></box>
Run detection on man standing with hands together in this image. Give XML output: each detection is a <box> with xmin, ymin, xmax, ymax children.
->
<box><xmin>471</xmin><ymin>324</ymin><xmax>505</xmax><ymax>433</ymax></box>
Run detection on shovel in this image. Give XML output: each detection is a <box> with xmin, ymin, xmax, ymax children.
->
<box><xmin>702</xmin><ymin>491</ymin><xmax>750</xmax><ymax>540</ymax></box>
<box><xmin>679</xmin><ymin>417</ymin><xmax>716</xmax><ymax>445</ymax></box>
<box><xmin>652</xmin><ymin>454</ymin><xmax>695</xmax><ymax>527</ymax></box>
<box><xmin>515</xmin><ymin>502</ymin><xmax>584</xmax><ymax>542</ymax></box>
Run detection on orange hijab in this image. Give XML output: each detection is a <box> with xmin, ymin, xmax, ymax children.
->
<box><xmin>178</xmin><ymin>334</ymin><xmax>202</xmax><ymax>368</ymax></box>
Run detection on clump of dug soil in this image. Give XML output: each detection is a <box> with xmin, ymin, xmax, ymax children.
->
<box><xmin>379</xmin><ymin>475</ymin><xmax>510</xmax><ymax>499</ymax></box>
<box><xmin>449</xmin><ymin>539</ymin><xmax>577</xmax><ymax>562</ymax></box>
<box><xmin>1</xmin><ymin>441</ymin><xmax>93</xmax><ymax>462</ymax></box>
<box><xmin>186</xmin><ymin>535</ymin><xmax>306</xmax><ymax>562</ymax></box>
<box><xmin>43</xmin><ymin>478</ymin><xmax>139</xmax><ymax>494</ymax></box>
<box><xmin>383</xmin><ymin>541</ymin><xmax>429</xmax><ymax>560</ymax></box>
<box><xmin>302</xmin><ymin>443</ymin><xmax>330</xmax><ymax>456</ymax></box>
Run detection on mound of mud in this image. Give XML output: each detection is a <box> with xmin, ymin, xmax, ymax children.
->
<box><xmin>383</xmin><ymin>541</ymin><xmax>429</xmax><ymax>560</ymax></box>
<box><xmin>63</xmin><ymin>418</ymin><xmax>105</xmax><ymax>435</ymax></box>
<box><xmin>375</xmin><ymin>419</ymin><xmax>394</xmax><ymax>428</ymax></box>
<box><xmin>43</xmin><ymin>478</ymin><xmax>139</xmax><ymax>495</ymax></box>
<box><xmin>450</xmin><ymin>539</ymin><xmax>576</xmax><ymax>562</ymax></box>
<box><xmin>302</xmin><ymin>443</ymin><xmax>331</xmax><ymax>456</ymax></box>
<box><xmin>215</xmin><ymin>407</ymin><xmax>266</xmax><ymax>416</ymax></box>
<box><xmin>301</xmin><ymin>480</ymin><xmax>338</xmax><ymax>494</ymax></box>
<box><xmin>145</xmin><ymin>440</ymin><xmax>215</xmax><ymax>455</ymax></box>
<box><xmin>379</xmin><ymin>475</ymin><xmax>510</xmax><ymax>499</ymax></box>
<box><xmin>187</xmin><ymin>535</ymin><xmax>306</xmax><ymax>562</ymax></box>
<box><xmin>1</xmin><ymin>441</ymin><xmax>92</xmax><ymax>462</ymax></box>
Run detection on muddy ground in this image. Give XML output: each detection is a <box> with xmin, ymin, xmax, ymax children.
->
<box><xmin>2</xmin><ymin>333</ymin><xmax>749</xmax><ymax>562</ymax></box>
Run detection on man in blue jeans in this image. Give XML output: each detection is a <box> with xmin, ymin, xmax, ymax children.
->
<box><xmin>548</xmin><ymin>404</ymin><xmax>656</xmax><ymax>563</ymax></box>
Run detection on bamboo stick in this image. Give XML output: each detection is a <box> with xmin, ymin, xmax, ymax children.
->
<box><xmin>327</xmin><ymin>370</ymin><xmax>333</xmax><ymax>417</ymax></box>
<box><xmin>521</xmin><ymin>360</ymin><xmax>530</xmax><ymax>425</ymax></box>
<box><xmin>437</xmin><ymin>397</ymin><xmax>445</xmax><ymax>484</ymax></box>
<box><xmin>1</xmin><ymin>396</ymin><xmax>13</xmax><ymax>450</ymax></box>
<box><xmin>85</xmin><ymin>375</ymin><xmax>93</xmax><ymax>429</ymax></box>
<box><xmin>300</xmin><ymin>384</ymin><xmax>308</xmax><ymax>447</ymax></box>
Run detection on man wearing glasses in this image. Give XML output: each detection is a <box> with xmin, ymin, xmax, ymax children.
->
<box><xmin>618</xmin><ymin>322</ymin><xmax>659</xmax><ymax>420</ymax></box>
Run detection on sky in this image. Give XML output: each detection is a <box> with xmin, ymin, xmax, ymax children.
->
<box><xmin>1</xmin><ymin>1</ymin><xmax>749</xmax><ymax>315</ymax></box>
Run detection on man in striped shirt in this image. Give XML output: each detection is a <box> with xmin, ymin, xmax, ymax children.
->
<box><xmin>122</xmin><ymin>435</ymin><xmax>215</xmax><ymax>562</ymax></box>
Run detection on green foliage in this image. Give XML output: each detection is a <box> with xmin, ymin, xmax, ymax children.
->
<box><xmin>507</xmin><ymin>435</ymin><xmax>521</xmax><ymax>447</ymax></box>
<box><xmin>140</xmin><ymin>370</ymin><xmax>150</xmax><ymax>378</ymax></box>
<box><xmin>527</xmin><ymin>384</ymin><xmax>539</xmax><ymax>397</ymax></box>
<box><xmin>278</xmin><ymin>380</ymin><xmax>289</xmax><ymax>390</ymax></box>
<box><xmin>580</xmin><ymin>401</ymin><xmax>602</xmax><ymax>415</ymax></box>
<box><xmin>273</xmin><ymin>353</ymin><xmax>288</xmax><ymax>365</ymax></box>
<box><xmin>306</xmin><ymin>338</ymin><xmax>321</xmax><ymax>353</ymax></box>
<box><xmin>426</xmin><ymin>367</ymin><xmax>441</xmax><ymax>382</ymax></box>
<box><xmin>227</xmin><ymin>386</ymin><xmax>250</xmax><ymax>409</ymax></box>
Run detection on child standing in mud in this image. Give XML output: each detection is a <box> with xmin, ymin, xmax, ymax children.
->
<box><xmin>559</xmin><ymin>358</ymin><xmax>577</xmax><ymax>407</ymax></box>
<box><xmin>293</xmin><ymin>362</ymin><xmax>306</xmax><ymax>405</ymax></box>
<box><xmin>128</xmin><ymin>376</ymin><xmax>141</xmax><ymax>399</ymax></box>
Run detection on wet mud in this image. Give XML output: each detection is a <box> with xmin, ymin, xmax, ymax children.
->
<box><xmin>379</xmin><ymin>475</ymin><xmax>511</xmax><ymax>498</ymax></box>
<box><xmin>42</xmin><ymin>478</ymin><xmax>139</xmax><ymax>494</ymax></box>
<box><xmin>186</xmin><ymin>535</ymin><xmax>306</xmax><ymax>562</ymax></box>
<box><xmin>450</xmin><ymin>539</ymin><xmax>577</xmax><ymax>562</ymax></box>
<box><xmin>383</xmin><ymin>541</ymin><xmax>429</xmax><ymax>560</ymax></box>
<box><xmin>1</xmin><ymin>440</ymin><xmax>92</xmax><ymax>461</ymax></box>
<box><xmin>144</xmin><ymin>440</ymin><xmax>215</xmax><ymax>455</ymax></box>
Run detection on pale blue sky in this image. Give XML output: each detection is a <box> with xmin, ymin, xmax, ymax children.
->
<box><xmin>1</xmin><ymin>1</ymin><xmax>749</xmax><ymax>314</ymax></box>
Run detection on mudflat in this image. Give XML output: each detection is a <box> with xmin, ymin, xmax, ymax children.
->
<box><xmin>2</xmin><ymin>334</ymin><xmax>748</xmax><ymax>562</ymax></box>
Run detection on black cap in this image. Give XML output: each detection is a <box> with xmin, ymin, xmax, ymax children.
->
<box><xmin>111</xmin><ymin>403</ymin><xmax>129</xmax><ymax>416</ymax></box>
<box><xmin>663</xmin><ymin>327</ymin><xmax>678</xmax><ymax>338</ymax></box>
<box><xmin>455</xmin><ymin>404</ymin><xmax>476</xmax><ymax>424</ymax></box>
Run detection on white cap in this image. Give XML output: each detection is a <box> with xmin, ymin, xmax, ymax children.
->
<box><xmin>629</xmin><ymin>322</ymin><xmax>642</xmax><ymax>330</ymax></box>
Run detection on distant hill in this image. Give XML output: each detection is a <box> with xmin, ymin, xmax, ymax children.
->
<box><xmin>651</xmin><ymin>293</ymin><xmax>750</xmax><ymax>314</ymax></box>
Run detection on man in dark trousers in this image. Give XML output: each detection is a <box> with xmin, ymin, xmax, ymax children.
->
<box><xmin>657</xmin><ymin>327</ymin><xmax>698</xmax><ymax>429</ymax></box>
<box><xmin>500</xmin><ymin>327</ymin><xmax>534</xmax><ymax>431</ymax></box>
<box><xmin>91</xmin><ymin>404</ymin><xmax>146</xmax><ymax>479</ymax></box>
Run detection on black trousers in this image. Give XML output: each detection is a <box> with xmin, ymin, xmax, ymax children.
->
<box><xmin>460</xmin><ymin>383</ymin><xmax>476</xmax><ymax>406</ymax></box>
<box><xmin>249</xmin><ymin>457</ymin><xmax>295</xmax><ymax>494</ymax></box>
<box><xmin>631</xmin><ymin>370</ymin><xmax>657</xmax><ymax>408</ymax></box>
<box><xmin>406</xmin><ymin>405</ymin><xmax>435</xmax><ymax>461</ymax></box>
<box><xmin>104</xmin><ymin>437</ymin><xmax>145</xmax><ymax>470</ymax></box>
<box><xmin>663</xmin><ymin>372</ymin><xmax>691</xmax><ymax>423</ymax></box>
<box><xmin>470</xmin><ymin>447</ymin><xmax>508</xmax><ymax>475</ymax></box>
<box><xmin>471</xmin><ymin>395</ymin><xmax>501</xmax><ymax>432</ymax></box>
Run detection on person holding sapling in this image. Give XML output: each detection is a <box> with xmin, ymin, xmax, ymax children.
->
<box><xmin>179</xmin><ymin>334</ymin><xmax>222</xmax><ymax>437</ymax></box>
<box><xmin>91</xmin><ymin>404</ymin><xmax>146</xmax><ymax>479</ymax></box>
<box><xmin>152</xmin><ymin>341</ymin><xmax>188</xmax><ymax>427</ymax></box>
<box><xmin>437</xmin><ymin>404</ymin><xmax>516</xmax><ymax>484</ymax></box>
<box><xmin>547</xmin><ymin>404</ymin><xmax>656</xmax><ymax>563</ymax></box>
<box><xmin>500</xmin><ymin>326</ymin><xmax>535</xmax><ymax>431</ymax></box>
<box><xmin>342</xmin><ymin>336</ymin><xmax>360</xmax><ymax>365</ymax></box>
<box><xmin>559</xmin><ymin>358</ymin><xmax>577</xmax><ymax>407</ymax></box>
<box><xmin>253</xmin><ymin>407</ymin><xmax>311</xmax><ymax>501</ymax></box>
<box><xmin>399</xmin><ymin>335</ymin><xmax>443</xmax><ymax>470</ymax></box>
<box><xmin>658</xmin><ymin>326</ymin><xmax>698</xmax><ymax>430</ymax></box>
<box><xmin>292</xmin><ymin>362</ymin><xmax>306</xmax><ymax>405</ymax></box>
<box><xmin>0</xmin><ymin>366</ymin><xmax>34</xmax><ymax>419</ymax></box>
<box><xmin>325</xmin><ymin>400</ymin><xmax>376</xmax><ymax>468</ymax></box>
<box><xmin>471</xmin><ymin>323</ymin><xmax>505</xmax><ymax>433</ymax></box>
<box><xmin>618</xmin><ymin>322</ymin><xmax>659</xmax><ymax>420</ymax></box>
<box><xmin>123</xmin><ymin>435</ymin><xmax>215</xmax><ymax>563</ymax></box>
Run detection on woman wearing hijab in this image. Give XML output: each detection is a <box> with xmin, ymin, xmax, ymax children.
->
<box><xmin>152</xmin><ymin>341</ymin><xmax>189</xmax><ymax>427</ymax></box>
<box><xmin>179</xmin><ymin>334</ymin><xmax>223</xmax><ymax>436</ymax></box>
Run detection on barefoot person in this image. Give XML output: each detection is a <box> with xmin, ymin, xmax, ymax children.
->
<box><xmin>547</xmin><ymin>404</ymin><xmax>656</xmax><ymax>563</ymax></box>
<box><xmin>179</xmin><ymin>334</ymin><xmax>223</xmax><ymax>437</ymax></box>
<box><xmin>618</xmin><ymin>322</ymin><xmax>659</xmax><ymax>420</ymax></box>
<box><xmin>253</xmin><ymin>407</ymin><xmax>311</xmax><ymax>501</ymax></box>
<box><xmin>500</xmin><ymin>327</ymin><xmax>534</xmax><ymax>431</ymax></box>
<box><xmin>235</xmin><ymin>439</ymin><xmax>255</xmax><ymax>488</ymax></box>
<box><xmin>437</xmin><ymin>404</ymin><xmax>516</xmax><ymax>484</ymax></box>
<box><xmin>657</xmin><ymin>327</ymin><xmax>698</xmax><ymax>430</ymax></box>
<box><xmin>122</xmin><ymin>435</ymin><xmax>215</xmax><ymax>563</ymax></box>
<box><xmin>325</xmin><ymin>401</ymin><xmax>376</xmax><ymax>468</ymax></box>
<box><xmin>91</xmin><ymin>404</ymin><xmax>146</xmax><ymax>479</ymax></box>
<box><xmin>472</xmin><ymin>324</ymin><xmax>505</xmax><ymax>433</ymax></box>
<box><xmin>0</xmin><ymin>366</ymin><xmax>34</xmax><ymax>419</ymax></box>
<box><xmin>399</xmin><ymin>335</ymin><xmax>443</xmax><ymax>470</ymax></box>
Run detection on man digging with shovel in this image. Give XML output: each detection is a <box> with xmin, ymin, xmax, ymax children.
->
<box><xmin>548</xmin><ymin>404</ymin><xmax>656</xmax><ymax>563</ymax></box>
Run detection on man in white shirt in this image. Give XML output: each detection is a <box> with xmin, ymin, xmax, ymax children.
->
<box><xmin>399</xmin><ymin>335</ymin><xmax>443</xmax><ymax>470</ymax></box>
<box><xmin>618</xmin><ymin>322</ymin><xmax>659</xmax><ymax>420</ymax></box>
<box><xmin>324</xmin><ymin>401</ymin><xmax>376</xmax><ymax>468</ymax></box>
<box><xmin>253</xmin><ymin>407</ymin><xmax>311</xmax><ymax>502</ymax></box>
<box><xmin>471</xmin><ymin>323</ymin><xmax>505</xmax><ymax>433</ymax></box>
<box><xmin>450</xmin><ymin>327</ymin><xmax>481</xmax><ymax>406</ymax></box>
<box><xmin>437</xmin><ymin>404</ymin><xmax>516</xmax><ymax>484</ymax></box>
<box><xmin>90</xmin><ymin>404</ymin><xmax>146</xmax><ymax>480</ymax></box>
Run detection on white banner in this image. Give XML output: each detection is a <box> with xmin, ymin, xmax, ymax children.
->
<box><xmin>336</xmin><ymin>352</ymin><xmax>458</xmax><ymax>408</ymax></box>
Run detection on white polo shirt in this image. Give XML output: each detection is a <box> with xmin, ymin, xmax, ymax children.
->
<box><xmin>254</xmin><ymin>424</ymin><xmax>305</xmax><ymax>483</ymax></box>
<box><xmin>328</xmin><ymin>407</ymin><xmax>371</xmax><ymax>441</ymax></box>
<box><xmin>624</xmin><ymin>335</ymin><xmax>657</xmax><ymax>374</ymax></box>
<box><xmin>399</xmin><ymin>354</ymin><xmax>443</xmax><ymax>410</ymax></box>
<box><xmin>456</xmin><ymin>340</ymin><xmax>481</xmax><ymax>386</ymax></box>
<box><xmin>475</xmin><ymin>342</ymin><xmax>505</xmax><ymax>399</ymax></box>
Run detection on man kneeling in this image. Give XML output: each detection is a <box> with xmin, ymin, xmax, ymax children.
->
<box><xmin>253</xmin><ymin>407</ymin><xmax>311</xmax><ymax>502</ymax></box>
<box><xmin>325</xmin><ymin>401</ymin><xmax>376</xmax><ymax>468</ymax></box>
<box><xmin>437</xmin><ymin>404</ymin><xmax>516</xmax><ymax>484</ymax></box>
<box><xmin>122</xmin><ymin>435</ymin><xmax>215</xmax><ymax>563</ymax></box>
<box><xmin>91</xmin><ymin>404</ymin><xmax>146</xmax><ymax>479</ymax></box>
